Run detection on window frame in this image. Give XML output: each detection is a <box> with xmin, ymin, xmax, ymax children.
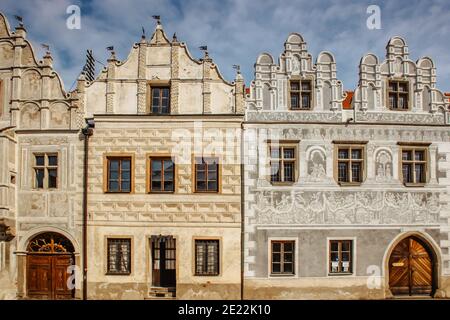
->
<box><xmin>106</xmin><ymin>237</ymin><xmax>132</xmax><ymax>276</ymax></box>
<box><xmin>194</xmin><ymin>239</ymin><xmax>220</xmax><ymax>276</ymax></box>
<box><xmin>268</xmin><ymin>143</ymin><xmax>298</xmax><ymax>185</ymax></box>
<box><xmin>32</xmin><ymin>153</ymin><xmax>59</xmax><ymax>190</ymax></box>
<box><xmin>387</xmin><ymin>80</ymin><xmax>410</xmax><ymax>111</ymax></box>
<box><xmin>333</xmin><ymin>142</ymin><xmax>366</xmax><ymax>186</ymax></box>
<box><xmin>103</xmin><ymin>154</ymin><xmax>135</xmax><ymax>193</ymax></box>
<box><xmin>327</xmin><ymin>239</ymin><xmax>355</xmax><ymax>276</ymax></box>
<box><xmin>194</xmin><ymin>157</ymin><xmax>220</xmax><ymax>193</ymax></box>
<box><xmin>269</xmin><ymin>239</ymin><xmax>297</xmax><ymax>277</ymax></box>
<box><xmin>399</xmin><ymin>145</ymin><xmax>429</xmax><ymax>186</ymax></box>
<box><xmin>288</xmin><ymin>78</ymin><xmax>313</xmax><ymax>110</ymax></box>
<box><xmin>148</xmin><ymin>156</ymin><xmax>175</xmax><ymax>193</ymax></box>
<box><xmin>147</xmin><ymin>80</ymin><xmax>171</xmax><ymax>115</ymax></box>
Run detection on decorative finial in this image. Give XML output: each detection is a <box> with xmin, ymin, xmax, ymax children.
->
<box><xmin>141</xmin><ymin>26</ymin><xmax>146</xmax><ymax>39</ymax></box>
<box><xmin>14</xmin><ymin>15</ymin><xmax>24</xmax><ymax>27</ymax></box>
<box><xmin>233</xmin><ymin>64</ymin><xmax>241</xmax><ymax>74</ymax></box>
<box><xmin>172</xmin><ymin>32</ymin><xmax>178</xmax><ymax>42</ymax></box>
<box><xmin>152</xmin><ymin>15</ymin><xmax>161</xmax><ymax>25</ymax></box>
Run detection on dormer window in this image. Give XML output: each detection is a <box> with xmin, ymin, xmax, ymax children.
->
<box><xmin>388</xmin><ymin>81</ymin><xmax>409</xmax><ymax>110</ymax></box>
<box><xmin>289</xmin><ymin>80</ymin><xmax>312</xmax><ymax>110</ymax></box>
<box><xmin>151</xmin><ymin>87</ymin><xmax>170</xmax><ymax>114</ymax></box>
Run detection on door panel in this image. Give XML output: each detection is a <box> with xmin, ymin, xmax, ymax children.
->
<box><xmin>151</xmin><ymin>237</ymin><xmax>176</xmax><ymax>288</ymax></box>
<box><xmin>27</xmin><ymin>254</ymin><xmax>74</xmax><ymax>299</ymax></box>
<box><xmin>389</xmin><ymin>237</ymin><xmax>433</xmax><ymax>296</ymax></box>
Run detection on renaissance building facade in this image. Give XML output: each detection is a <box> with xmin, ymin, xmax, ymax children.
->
<box><xmin>243</xmin><ymin>33</ymin><xmax>450</xmax><ymax>299</ymax></box>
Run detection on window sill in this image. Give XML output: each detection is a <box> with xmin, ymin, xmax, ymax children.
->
<box><xmin>148</xmin><ymin>191</ymin><xmax>175</xmax><ymax>194</ymax></box>
<box><xmin>105</xmin><ymin>272</ymin><xmax>131</xmax><ymax>276</ymax></box>
<box><xmin>270</xmin><ymin>182</ymin><xmax>296</xmax><ymax>186</ymax></box>
<box><xmin>194</xmin><ymin>274</ymin><xmax>220</xmax><ymax>277</ymax></box>
<box><xmin>104</xmin><ymin>191</ymin><xmax>133</xmax><ymax>194</ymax></box>
<box><xmin>328</xmin><ymin>273</ymin><xmax>353</xmax><ymax>276</ymax></box>
<box><xmin>269</xmin><ymin>273</ymin><xmax>296</xmax><ymax>277</ymax></box>
<box><xmin>337</xmin><ymin>182</ymin><xmax>362</xmax><ymax>187</ymax></box>
<box><xmin>403</xmin><ymin>183</ymin><xmax>426</xmax><ymax>187</ymax></box>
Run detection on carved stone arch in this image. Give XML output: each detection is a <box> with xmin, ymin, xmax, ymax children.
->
<box><xmin>19</xmin><ymin>102</ymin><xmax>41</xmax><ymax>129</ymax></box>
<box><xmin>286</xmin><ymin>33</ymin><xmax>304</xmax><ymax>44</ymax></box>
<box><xmin>374</xmin><ymin>147</ymin><xmax>393</xmax><ymax>182</ymax></box>
<box><xmin>382</xmin><ymin>231</ymin><xmax>442</xmax><ymax>298</ymax></box>
<box><xmin>257</xmin><ymin>53</ymin><xmax>274</xmax><ymax>65</ymax></box>
<box><xmin>49</xmin><ymin>102</ymin><xmax>71</xmax><ymax>129</ymax></box>
<box><xmin>418</xmin><ymin>57</ymin><xmax>434</xmax><ymax>69</ymax></box>
<box><xmin>21</xmin><ymin>69</ymin><xmax>42</xmax><ymax>100</ymax></box>
<box><xmin>317</xmin><ymin>51</ymin><xmax>335</xmax><ymax>64</ymax></box>
<box><xmin>0</xmin><ymin>40</ymin><xmax>14</xmax><ymax>67</ymax></box>
<box><xmin>361</xmin><ymin>53</ymin><xmax>379</xmax><ymax>65</ymax></box>
<box><xmin>305</xmin><ymin>146</ymin><xmax>327</xmax><ymax>181</ymax></box>
<box><xmin>18</xmin><ymin>226</ymin><xmax>80</xmax><ymax>253</ymax></box>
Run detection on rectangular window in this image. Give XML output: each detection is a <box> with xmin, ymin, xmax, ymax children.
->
<box><xmin>195</xmin><ymin>240</ymin><xmax>219</xmax><ymax>276</ymax></box>
<box><xmin>271</xmin><ymin>240</ymin><xmax>295</xmax><ymax>275</ymax></box>
<box><xmin>289</xmin><ymin>80</ymin><xmax>312</xmax><ymax>110</ymax></box>
<box><xmin>336</xmin><ymin>146</ymin><xmax>364</xmax><ymax>184</ymax></box>
<box><xmin>401</xmin><ymin>147</ymin><xmax>427</xmax><ymax>184</ymax></box>
<box><xmin>107</xmin><ymin>157</ymin><xmax>132</xmax><ymax>193</ymax></box>
<box><xmin>388</xmin><ymin>81</ymin><xmax>409</xmax><ymax>110</ymax></box>
<box><xmin>33</xmin><ymin>153</ymin><xmax>58</xmax><ymax>189</ymax></box>
<box><xmin>329</xmin><ymin>240</ymin><xmax>353</xmax><ymax>274</ymax></box>
<box><xmin>107</xmin><ymin>238</ymin><xmax>131</xmax><ymax>275</ymax></box>
<box><xmin>150</xmin><ymin>157</ymin><xmax>174</xmax><ymax>192</ymax></box>
<box><xmin>195</xmin><ymin>157</ymin><xmax>219</xmax><ymax>192</ymax></box>
<box><xmin>269</xmin><ymin>145</ymin><xmax>297</xmax><ymax>183</ymax></box>
<box><xmin>151</xmin><ymin>87</ymin><xmax>170</xmax><ymax>114</ymax></box>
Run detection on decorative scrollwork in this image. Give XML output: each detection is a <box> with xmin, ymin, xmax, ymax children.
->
<box><xmin>27</xmin><ymin>232</ymin><xmax>74</xmax><ymax>253</ymax></box>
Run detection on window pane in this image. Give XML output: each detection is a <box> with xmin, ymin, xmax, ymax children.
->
<box><xmin>402</xmin><ymin>151</ymin><xmax>412</xmax><ymax>161</ymax></box>
<box><xmin>197</xmin><ymin>181</ymin><xmax>206</xmax><ymax>191</ymax></box>
<box><xmin>338</xmin><ymin>162</ymin><xmax>348</xmax><ymax>182</ymax></box>
<box><xmin>330</xmin><ymin>242</ymin><xmax>339</xmax><ymax>251</ymax></box>
<box><xmin>399</xmin><ymin>95</ymin><xmax>407</xmax><ymax>109</ymax></box>
<box><xmin>284</xmin><ymin>253</ymin><xmax>293</xmax><ymax>263</ymax></box>
<box><xmin>389</xmin><ymin>94</ymin><xmax>397</xmax><ymax>109</ymax></box>
<box><xmin>164</xmin><ymin>181</ymin><xmax>174</xmax><ymax>191</ymax></box>
<box><xmin>122</xmin><ymin>170</ymin><xmax>130</xmax><ymax>181</ymax></box>
<box><xmin>338</xmin><ymin>149</ymin><xmax>349</xmax><ymax>159</ymax></box>
<box><xmin>48</xmin><ymin>155</ymin><xmax>58</xmax><ymax>166</ymax></box>
<box><xmin>207</xmin><ymin>170</ymin><xmax>217</xmax><ymax>181</ymax></box>
<box><xmin>284</xmin><ymin>242</ymin><xmax>293</xmax><ymax>252</ymax></box>
<box><xmin>121</xmin><ymin>181</ymin><xmax>130</xmax><ymax>192</ymax></box>
<box><xmin>283</xmin><ymin>162</ymin><xmax>294</xmax><ymax>182</ymax></box>
<box><xmin>110</xmin><ymin>159</ymin><xmax>119</xmax><ymax>171</ymax></box>
<box><xmin>48</xmin><ymin>169</ymin><xmax>57</xmax><ymax>188</ymax></box>
<box><xmin>270</xmin><ymin>148</ymin><xmax>280</xmax><ymax>159</ymax></box>
<box><xmin>399</xmin><ymin>83</ymin><xmax>408</xmax><ymax>92</ymax></box>
<box><xmin>283</xmin><ymin>263</ymin><xmax>293</xmax><ymax>273</ymax></box>
<box><xmin>389</xmin><ymin>82</ymin><xmax>396</xmax><ymax>91</ymax></box>
<box><xmin>415</xmin><ymin>163</ymin><xmax>426</xmax><ymax>183</ymax></box>
<box><xmin>330</xmin><ymin>252</ymin><xmax>339</xmax><ymax>262</ymax></box>
<box><xmin>35</xmin><ymin>155</ymin><xmax>45</xmax><ymax>166</ymax></box>
<box><xmin>110</xmin><ymin>171</ymin><xmax>119</xmax><ymax>180</ymax></box>
<box><xmin>342</xmin><ymin>252</ymin><xmax>350</xmax><ymax>262</ymax></box>
<box><xmin>272</xmin><ymin>253</ymin><xmax>281</xmax><ymax>263</ymax></box>
<box><xmin>351</xmin><ymin>163</ymin><xmax>361</xmax><ymax>182</ymax></box>
<box><xmin>35</xmin><ymin>169</ymin><xmax>44</xmax><ymax>188</ymax></box>
<box><xmin>341</xmin><ymin>241</ymin><xmax>351</xmax><ymax>251</ymax></box>
<box><xmin>402</xmin><ymin>164</ymin><xmax>413</xmax><ymax>183</ymax></box>
<box><xmin>152</xmin><ymin>181</ymin><xmax>161</xmax><ymax>191</ymax></box>
<box><xmin>415</xmin><ymin>150</ymin><xmax>425</xmax><ymax>161</ymax></box>
<box><xmin>301</xmin><ymin>81</ymin><xmax>311</xmax><ymax>91</ymax></box>
<box><xmin>283</xmin><ymin>148</ymin><xmax>295</xmax><ymax>159</ymax></box>
<box><xmin>301</xmin><ymin>93</ymin><xmax>310</xmax><ymax>109</ymax></box>
<box><xmin>162</xmin><ymin>88</ymin><xmax>170</xmax><ymax>98</ymax></box>
<box><xmin>351</xmin><ymin>149</ymin><xmax>361</xmax><ymax>159</ymax></box>
<box><xmin>270</xmin><ymin>162</ymin><xmax>281</xmax><ymax>182</ymax></box>
<box><xmin>121</xmin><ymin>160</ymin><xmax>130</xmax><ymax>170</ymax></box>
<box><xmin>272</xmin><ymin>242</ymin><xmax>281</xmax><ymax>252</ymax></box>
<box><xmin>207</xmin><ymin>181</ymin><xmax>217</xmax><ymax>191</ymax></box>
<box><xmin>291</xmin><ymin>95</ymin><xmax>299</xmax><ymax>109</ymax></box>
<box><xmin>272</xmin><ymin>263</ymin><xmax>281</xmax><ymax>273</ymax></box>
<box><xmin>109</xmin><ymin>181</ymin><xmax>119</xmax><ymax>192</ymax></box>
<box><xmin>163</xmin><ymin>160</ymin><xmax>173</xmax><ymax>171</ymax></box>
<box><xmin>164</xmin><ymin>171</ymin><xmax>173</xmax><ymax>182</ymax></box>
<box><xmin>290</xmin><ymin>82</ymin><xmax>299</xmax><ymax>91</ymax></box>
<box><xmin>196</xmin><ymin>171</ymin><xmax>205</xmax><ymax>181</ymax></box>
<box><xmin>152</xmin><ymin>88</ymin><xmax>160</xmax><ymax>100</ymax></box>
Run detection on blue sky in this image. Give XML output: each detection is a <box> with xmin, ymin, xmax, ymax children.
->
<box><xmin>2</xmin><ymin>0</ymin><xmax>450</xmax><ymax>92</ymax></box>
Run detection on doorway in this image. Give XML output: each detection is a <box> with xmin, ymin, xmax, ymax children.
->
<box><xmin>151</xmin><ymin>235</ymin><xmax>176</xmax><ymax>288</ymax></box>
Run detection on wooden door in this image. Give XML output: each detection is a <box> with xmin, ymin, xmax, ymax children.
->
<box><xmin>151</xmin><ymin>237</ymin><xmax>176</xmax><ymax>288</ymax></box>
<box><xmin>27</xmin><ymin>254</ymin><xmax>74</xmax><ymax>300</ymax></box>
<box><xmin>389</xmin><ymin>237</ymin><xmax>434</xmax><ymax>296</ymax></box>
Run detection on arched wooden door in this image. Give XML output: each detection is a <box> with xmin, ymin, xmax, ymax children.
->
<box><xmin>388</xmin><ymin>236</ymin><xmax>434</xmax><ymax>296</ymax></box>
<box><xmin>26</xmin><ymin>232</ymin><xmax>75</xmax><ymax>300</ymax></box>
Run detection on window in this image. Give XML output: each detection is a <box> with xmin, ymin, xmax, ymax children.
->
<box><xmin>329</xmin><ymin>240</ymin><xmax>353</xmax><ymax>274</ymax></box>
<box><xmin>195</xmin><ymin>157</ymin><xmax>219</xmax><ymax>192</ymax></box>
<box><xmin>107</xmin><ymin>238</ymin><xmax>131</xmax><ymax>275</ymax></box>
<box><xmin>151</xmin><ymin>87</ymin><xmax>170</xmax><ymax>114</ymax></box>
<box><xmin>195</xmin><ymin>240</ymin><xmax>219</xmax><ymax>276</ymax></box>
<box><xmin>401</xmin><ymin>147</ymin><xmax>427</xmax><ymax>185</ymax></box>
<box><xmin>106</xmin><ymin>157</ymin><xmax>132</xmax><ymax>193</ymax></box>
<box><xmin>289</xmin><ymin>80</ymin><xmax>312</xmax><ymax>110</ymax></box>
<box><xmin>33</xmin><ymin>153</ymin><xmax>58</xmax><ymax>189</ymax></box>
<box><xmin>388</xmin><ymin>81</ymin><xmax>409</xmax><ymax>110</ymax></box>
<box><xmin>269</xmin><ymin>144</ymin><xmax>297</xmax><ymax>183</ymax></box>
<box><xmin>149</xmin><ymin>157</ymin><xmax>174</xmax><ymax>192</ymax></box>
<box><xmin>271</xmin><ymin>241</ymin><xmax>295</xmax><ymax>275</ymax></box>
<box><xmin>336</xmin><ymin>146</ymin><xmax>364</xmax><ymax>184</ymax></box>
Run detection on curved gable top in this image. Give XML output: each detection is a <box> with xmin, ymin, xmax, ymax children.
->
<box><xmin>417</xmin><ymin>57</ymin><xmax>435</xmax><ymax>69</ymax></box>
<box><xmin>257</xmin><ymin>53</ymin><xmax>274</xmax><ymax>65</ymax></box>
<box><xmin>0</xmin><ymin>13</ymin><xmax>11</xmax><ymax>38</ymax></box>
<box><xmin>286</xmin><ymin>33</ymin><xmax>305</xmax><ymax>45</ymax></box>
<box><xmin>361</xmin><ymin>53</ymin><xmax>379</xmax><ymax>65</ymax></box>
<box><xmin>317</xmin><ymin>51</ymin><xmax>335</xmax><ymax>64</ymax></box>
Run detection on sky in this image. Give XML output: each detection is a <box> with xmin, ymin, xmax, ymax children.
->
<box><xmin>1</xmin><ymin>0</ymin><xmax>450</xmax><ymax>92</ymax></box>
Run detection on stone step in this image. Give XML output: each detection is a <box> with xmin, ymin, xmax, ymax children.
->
<box><xmin>148</xmin><ymin>287</ymin><xmax>176</xmax><ymax>299</ymax></box>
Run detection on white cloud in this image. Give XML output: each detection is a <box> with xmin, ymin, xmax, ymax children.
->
<box><xmin>1</xmin><ymin>0</ymin><xmax>449</xmax><ymax>92</ymax></box>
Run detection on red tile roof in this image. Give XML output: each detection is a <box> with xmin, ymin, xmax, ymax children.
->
<box><xmin>343</xmin><ymin>91</ymin><xmax>354</xmax><ymax>109</ymax></box>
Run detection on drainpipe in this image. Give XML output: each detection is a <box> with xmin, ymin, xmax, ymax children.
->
<box><xmin>81</xmin><ymin>119</ymin><xmax>94</xmax><ymax>300</ymax></box>
<box><xmin>240</xmin><ymin>122</ymin><xmax>245</xmax><ymax>300</ymax></box>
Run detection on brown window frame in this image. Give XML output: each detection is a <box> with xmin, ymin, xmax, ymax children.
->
<box><xmin>329</xmin><ymin>240</ymin><xmax>353</xmax><ymax>275</ymax></box>
<box><xmin>194</xmin><ymin>239</ymin><xmax>220</xmax><ymax>276</ymax></box>
<box><xmin>335</xmin><ymin>144</ymin><xmax>365</xmax><ymax>185</ymax></box>
<box><xmin>270</xmin><ymin>240</ymin><xmax>295</xmax><ymax>276</ymax></box>
<box><xmin>33</xmin><ymin>153</ymin><xmax>58</xmax><ymax>189</ymax></box>
<box><xmin>289</xmin><ymin>79</ymin><xmax>313</xmax><ymax>110</ymax></box>
<box><xmin>106</xmin><ymin>238</ymin><xmax>132</xmax><ymax>275</ymax></box>
<box><xmin>149</xmin><ymin>157</ymin><xmax>175</xmax><ymax>193</ymax></box>
<box><xmin>400</xmin><ymin>146</ymin><xmax>428</xmax><ymax>186</ymax></box>
<box><xmin>105</xmin><ymin>156</ymin><xmax>133</xmax><ymax>193</ymax></box>
<box><xmin>388</xmin><ymin>80</ymin><xmax>409</xmax><ymax>111</ymax></box>
<box><xmin>269</xmin><ymin>144</ymin><xmax>297</xmax><ymax>184</ymax></box>
<box><xmin>150</xmin><ymin>86</ymin><xmax>170</xmax><ymax>115</ymax></box>
<box><xmin>194</xmin><ymin>157</ymin><xmax>219</xmax><ymax>193</ymax></box>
